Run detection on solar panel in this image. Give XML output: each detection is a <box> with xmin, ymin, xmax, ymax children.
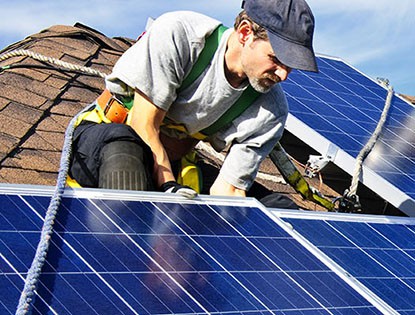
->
<box><xmin>2</xmin><ymin>184</ymin><xmax>414</xmax><ymax>314</ymax></box>
<box><xmin>281</xmin><ymin>55</ymin><xmax>415</xmax><ymax>216</ymax></box>
<box><xmin>274</xmin><ymin>209</ymin><xmax>415</xmax><ymax>315</ymax></box>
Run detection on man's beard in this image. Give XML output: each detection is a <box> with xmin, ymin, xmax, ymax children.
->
<box><xmin>248</xmin><ymin>74</ymin><xmax>280</xmax><ymax>93</ymax></box>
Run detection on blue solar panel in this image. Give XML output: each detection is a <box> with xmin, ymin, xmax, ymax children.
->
<box><xmin>278</xmin><ymin>210</ymin><xmax>415</xmax><ymax>315</ymax></box>
<box><xmin>282</xmin><ymin>55</ymin><xmax>415</xmax><ymax>215</ymax></box>
<box><xmin>0</xmin><ymin>184</ymin><xmax>390</xmax><ymax>314</ymax></box>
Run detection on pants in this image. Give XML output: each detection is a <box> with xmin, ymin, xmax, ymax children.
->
<box><xmin>69</xmin><ymin>121</ymin><xmax>154</xmax><ymax>190</ymax></box>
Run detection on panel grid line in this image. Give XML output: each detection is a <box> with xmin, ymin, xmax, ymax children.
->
<box><xmin>206</xmin><ymin>204</ymin><xmax>333</xmax><ymax>313</ymax></box>
<box><xmin>152</xmin><ymin>202</ymin><xmax>274</xmax><ymax>314</ymax></box>
<box><xmin>88</xmin><ymin>199</ymin><xmax>210</xmax><ymax>315</ymax></box>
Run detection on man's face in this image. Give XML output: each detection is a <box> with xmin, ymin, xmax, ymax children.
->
<box><xmin>241</xmin><ymin>38</ymin><xmax>291</xmax><ymax>93</ymax></box>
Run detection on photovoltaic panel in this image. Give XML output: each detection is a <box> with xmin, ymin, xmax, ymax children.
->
<box><xmin>274</xmin><ymin>210</ymin><xmax>415</xmax><ymax>315</ymax></box>
<box><xmin>282</xmin><ymin>55</ymin><xmax>415</xmax><ymax>216</ymax></box>
<box><xmin>0</xmin><ymin>184</ymin><xmax>392</xmax><ymax>314</ymax></box>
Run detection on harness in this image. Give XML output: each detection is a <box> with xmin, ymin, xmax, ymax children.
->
<box><xmin>70</xmin><ymin>24</ymin><xmax>336</xmax><ymax>211</ymax></box>
<box><xmin>78</xmin><ymin>24</ymin><xmax>260</xmax><ymax>140</ymax></box>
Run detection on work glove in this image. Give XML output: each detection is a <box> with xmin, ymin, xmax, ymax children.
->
<box><xmin>159</xmin><ymin>181</ymin><xmax>197</xmax><ymax>199</ymax></box>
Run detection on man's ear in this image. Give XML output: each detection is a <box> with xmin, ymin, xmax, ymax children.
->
<box><xmin>236</xmin><ymin>20</ymin><xmax>253</xmax><ymax>44</ymax></box>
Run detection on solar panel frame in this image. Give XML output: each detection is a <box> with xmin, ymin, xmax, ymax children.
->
<box><xmin>282</xmin><ymin>54</ymin><xmax>415</xmax><ymax>216</ymax></box>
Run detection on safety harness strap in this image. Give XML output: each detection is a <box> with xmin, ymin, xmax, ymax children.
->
<box><xmin>269</xmin><ymin>142</ymin><xmax>335</xmax><ymax>211</ymax></box>
<box><xmin>176</xmin><ymin>24</ymin><xmax>260</xmax><ymax>138</ymax></box>
<box><xmin>179</xmin><ymin>25</ymin><xmax>228</xmax><ymax>93</ymax></box>
<box><xmin>201</xmin><ymin>85</ymin><xmax>259</xmax><ymax>136</ymax></box>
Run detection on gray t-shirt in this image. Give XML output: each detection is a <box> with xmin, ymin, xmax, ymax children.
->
<box><xmin>106</xmin><ymin>11</ymin><xmax>288</xmax><ymax>190</ymax></box>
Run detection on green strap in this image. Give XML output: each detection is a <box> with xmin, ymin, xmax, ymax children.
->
<box><xmin>178</xmin><ymin>24</ymin><xmax>260</xmax><ymax>136</ymax></box>
<box><xmin>201</xmin><ymin>85</ymin><xmax>260</xmax><ymax>136</ymax></box>
<box><xmin>179</xmin><ymin>24</ymin><xmax>228</xmax><ymax>93</ymax></box>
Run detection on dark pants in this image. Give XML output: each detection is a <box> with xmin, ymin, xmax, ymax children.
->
<box><xmin>69</xmin><ymin>121</ymin><xmax>154</xmax><ymax>190</ymax></box>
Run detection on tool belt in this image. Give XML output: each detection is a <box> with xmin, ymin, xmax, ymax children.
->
<box><xmin>96</xmin><ymin>89</ymin><xmax>133</xmax><ymax>124</ymax></box>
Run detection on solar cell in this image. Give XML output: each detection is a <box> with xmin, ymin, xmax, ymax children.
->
<box><xmin>282</xmin><ymin>55</ymin><xmax>415</xmax><ymax>215</ymax></box>
<box><xmin>1</xmin><ymin>184</ymin><xmax>387</xmax><ymax>314</ymax></box>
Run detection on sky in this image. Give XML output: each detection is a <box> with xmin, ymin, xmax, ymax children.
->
<box><xmin>1</xmin><ymin>0</ymin><xmax>414</xmax><ymax>96</ymax></box>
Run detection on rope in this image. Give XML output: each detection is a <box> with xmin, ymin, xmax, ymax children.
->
<box><xmin>0</xmin><ymin>49</ymin><xmax>105</xmax><ymax>314</ymax></box>
<box><xmin>15</xmin><ymin>105</ymin><xmax>97</xmax><ymax>314</ymax></box>
<box><xmin>0</xmin><ymin>49</ymin><xmax>108</xmax><ymax>78</ymax></box>
<box><xmin>347</xmin><ymin>85</ymin><xmax>394</xmax><ymax>197</ymax></box>
<box><xmin>15</xmin><ymin>112</ymin><xmax>77</xmax><ymax>314</ymax></box>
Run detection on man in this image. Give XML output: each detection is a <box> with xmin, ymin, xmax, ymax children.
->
<box><xmin>69</xmin><ymin>0</ymin><xmax>318</xmax><ymax>199</ymax></box>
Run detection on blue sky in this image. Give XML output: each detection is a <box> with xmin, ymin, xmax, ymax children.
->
<box><xmin>1</xmin><ymin>0</ymin><xmax>414</xmax><ymax>96</ymax></box>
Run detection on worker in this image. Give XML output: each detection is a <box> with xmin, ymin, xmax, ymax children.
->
<box><xmin>69</xmin><ymin>0</ymin><xmax>318</xmax><ymax>200</ymax></box>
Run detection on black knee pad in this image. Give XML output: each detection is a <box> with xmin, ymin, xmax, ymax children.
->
<box><xmin>99</xmin><ymin>141</ymin><xmax>154</xmax><ymax>191</ymax></box>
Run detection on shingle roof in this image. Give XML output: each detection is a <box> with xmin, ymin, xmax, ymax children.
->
<box><xmin>401</xmin><ymin>94</ymin><xmax>415</xmax><ymax>105</ymax></box>
<box><xmin>0</xmin><ymin>23</ymin><xmax>133</xmax><ymax>186</ymax></box>
<box><xmin>1</xmin><ymin>23</ymin><xmax>398</xmax><ymax>213</ymax></box>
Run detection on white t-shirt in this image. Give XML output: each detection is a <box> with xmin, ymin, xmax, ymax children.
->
<box><xmin>105</xmin><ymin>11</ymin><xmax>288</xmax><ymax>190</ymax></box>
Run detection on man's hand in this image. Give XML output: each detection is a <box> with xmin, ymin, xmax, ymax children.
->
<box><xmin>160</xmin><ymin>181</ymin><xmax>198</xmax><ymax>199</ymax></box>
<box><xmin>210</xmin><ymin>174</ymin><xmax>246</xmax><ymax>197</ymax></box>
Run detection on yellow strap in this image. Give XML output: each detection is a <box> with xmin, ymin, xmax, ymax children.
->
<box><xmin>270</xmin><ymin>143</ymin><xmax>335</xmax><ymax>211</ymax></box>
<box><xmin>177</xmin><ymin>151</ymin><xmax>202</xmax><ymax>193</ymax></box>
<box><xmin>287</xmin><ymin>170</ymin><xmax>335</xmax><ymax>211</ymax></box>
<box><xmin>75</xmin><ymin>105</ymin><xmax>111</xmax><ymax>127</ymax></box>
<box><xmin>163</xmin><ymin>123</ymin><xmax>208</xmax><ymax>140</ymax></box>
<box><xmin>66</xmin><ymin>176</ymin><xmax>82</xmax><ymax>188</ymax></box>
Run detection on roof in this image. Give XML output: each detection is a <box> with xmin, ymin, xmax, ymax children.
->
<box><xmin>401</xmin><ymin>94</ymin><xmax>415</xmax><ymax>105</ymax></box>
<box><xmin>0</xmin><ymin>23</ymin><xmax>132</xmax><ymax>185</ymax></box>
<box><xmin>0</xmin><ymin>23</ymin><xmax>406</xmax><ymax>214</ymax></box>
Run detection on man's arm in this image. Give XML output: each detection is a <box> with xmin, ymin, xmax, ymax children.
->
<box><xmin>210</xmin><ymin>174</ymin><xmax>246</xmax><ymax>197</ymax></box>
<box><xmin>128</xmin><ymin>90</ymin><xmax>175</xmax><ymax>188</ymax></box>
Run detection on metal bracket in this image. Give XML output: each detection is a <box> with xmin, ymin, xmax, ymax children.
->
<box><xmin>305</xmin><ymin>143</ymin><xmax>338</xmax><ymax>178</ymax></box>
<box><xmin>305</xmin><ymin>155</ymin><xmax>330</xmax><ymax>178</ymax></box>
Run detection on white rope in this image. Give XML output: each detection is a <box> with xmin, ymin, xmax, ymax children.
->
<box><xmin>0</xmin><ymin>49</ymin><xmax>108</xmax><ymax>78</ymax></box>
<box><xmin>347</xmin><ymin>85</ymin><xmax>394</xmax><ymax>197</ymax></box>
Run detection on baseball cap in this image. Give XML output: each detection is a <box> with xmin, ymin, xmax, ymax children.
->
<box><xmin>242</xmin><ymin>0</ymin><xmax>318</xmax><ymax>72</ymax></box>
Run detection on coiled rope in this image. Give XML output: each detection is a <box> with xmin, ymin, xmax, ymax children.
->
<box><xmin>346</xmin><ymin>84</ymin><xmax>394</xmax><ymax>197</ymax></box>
<box><xmin>0</xmin><ymin>49</ymin><xmax>106</xmax><ymax>314</ymax></box>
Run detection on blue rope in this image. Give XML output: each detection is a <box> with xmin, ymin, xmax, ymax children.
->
<box><xmin>15</xmin><ymin>107</ymin><xmax>89</xmax><ymax>315</ymax></box>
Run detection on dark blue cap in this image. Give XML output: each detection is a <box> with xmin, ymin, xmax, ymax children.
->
<box><xmin>242</xmin><ymin>0</ymin><xmax>318</xmax><ymax>72</ymax></box>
